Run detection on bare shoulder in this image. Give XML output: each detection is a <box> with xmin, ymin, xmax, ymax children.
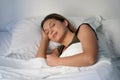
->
<box><xmin>77</xmin><ymin>24</ymin><xmax>97</xmax><ymax>41</ymax></box>
<box><xmin>77</xmin><ymin>23</ymin><xmax>98</xmax><ymax>54</ymax></box>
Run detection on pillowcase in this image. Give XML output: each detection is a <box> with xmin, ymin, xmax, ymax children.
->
<box><xmin>102</xmin><ymin>19</ymin><xmax>120</xmax><ymax>58</ymax></box>
<box><xmin>68</xmin><ymin>16</ymin><xmax>102</xmax><ymax>30</ymax></box>
<box><xmin>0</xmin><ymin>31</ymin><xmax>12</xmax><ymax>56</ymax></box>
<box><xmin>7</xmin><ymin>17</ymin><xmax>60</xmax><ymax>59</ymax></box>
<box><xmin>6</xmin><ymin>16</ymin><xmax>102</xmax><ymax>60</ymax></box>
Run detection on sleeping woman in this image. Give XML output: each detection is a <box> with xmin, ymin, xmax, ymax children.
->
<box><xmin>36</xmin><ymin>13</ymin><xmax>98</xmax><ymax>67</ymax></box>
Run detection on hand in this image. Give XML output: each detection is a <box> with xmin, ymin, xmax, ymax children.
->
<box><xmin>41</xmin><ymin>30</ymin><xmax>49</xmax><ymax>41</ymax></box>
<box><xmin>46</xmin><ymin>55</ymin><xmax>60</xmax><ymax>66</ymax></box>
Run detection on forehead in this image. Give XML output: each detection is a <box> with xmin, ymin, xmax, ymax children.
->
<box><xmin>43</xmin><ymin>19</ymin><xmax>56</xmax><ymax>28</ymax></box>
<box><xmin>44</xmin><ymin>19</ymin><xmax>56</xmax><ymax>26</ymax></box>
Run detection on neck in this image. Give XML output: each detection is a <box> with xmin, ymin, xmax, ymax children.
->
<box><xmin>60</xmin><ymin>31</ymin><xmax>74</xmax><ymax>47</ymax></box>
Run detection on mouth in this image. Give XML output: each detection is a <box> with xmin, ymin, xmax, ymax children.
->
<box><xmin>53</xmin><ymin>32</ymin><xmax>58</xmax><ymax>38</ymax></box>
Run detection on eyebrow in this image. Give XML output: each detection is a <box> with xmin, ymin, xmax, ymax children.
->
<box><xmin>43</xmin><ymin>20</ymin><xmax>53</xmax><ymax>31</ymax></box>
<box><xmin>49</xmin><ymin>20</ymin><xmax>54</xmax><ymax>26</ymax></box>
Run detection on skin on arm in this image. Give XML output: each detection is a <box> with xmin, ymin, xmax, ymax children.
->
<box><xmin>46</xmin><ymin>24</ymin><xmax>98</xmax><ymax>67</ymax></box>
<box><xmin>35</xmin><ymin>30</ymin><xmax>49</xmax><ymax>58</ymax></box>
<box><xmin>35</xmin><ymin>30</ymin><xmax>60</xmax><ymax>58</ymax></box>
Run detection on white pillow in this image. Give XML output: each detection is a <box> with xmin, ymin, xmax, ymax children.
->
<box><xmin>102</xmin><ymin>19</ymin><xmax>120</xmax><ymax>58</ymax></box>
<box><xmin>7</xmin><ymin>17</ymin><xmax>60</xmax><ymax>59</ymax></box>
<box><xmin>7</xmin><ymin>16</ymin><xmax>102</xmax><ymax>59</ymax></box>
<box><xmin>68</xmin><ymin>16</ymin><xmax>102</xmax><ymax>30</ymax></box>
<box><xmin>0</xmin><ymin>31</ymin><xmax>11</xmax><ymax>56</ymax></box>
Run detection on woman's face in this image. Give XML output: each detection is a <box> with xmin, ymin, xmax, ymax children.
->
<box><xmin>43</xmin><ymin>19</ymin><xmax>68</xmax><ymax>42</ymax></box>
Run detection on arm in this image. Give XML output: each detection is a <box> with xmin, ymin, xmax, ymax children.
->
<box><xmin>36</xmin><ymin>30</ymin><xmax>60</xmax><ymax>58</ymax></box>
<box><xmin>35</xmin><ymin>38</ymin><xmax>49</xmax><ymax>58</ymax></box>
<box><xmin>46</xmin><ymin>24</ymin><xmax>98</xmax><ymax>67</ymax></box>
<box><xmin>35</xmin><ymin>30</ymin><xmax>49</xmax><ymax>58</ymax></box>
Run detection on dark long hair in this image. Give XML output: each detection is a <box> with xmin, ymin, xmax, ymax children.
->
<box><xmin>41</xmin><ymin>13</ymin><xmax>76</xmax><ymax>33</ymax></box>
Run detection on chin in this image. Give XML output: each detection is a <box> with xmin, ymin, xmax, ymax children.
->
<box><xmin>51</xmin><ymin>36</ymin><xmax>62</xmax><ymax>42</ymax></box>
<box><xmin>52</xmin><ymin>38</ymin><xmax>60</xmax><ymax>42</ymax></box>
<box><xmin>51</xmin><ymin>38</ymin><xmax>58</xmax><ymax>42</ymax></box>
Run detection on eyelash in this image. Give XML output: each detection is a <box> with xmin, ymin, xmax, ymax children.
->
<box><xmin>45</xmin><ymin>31</ymin><xmax>49</xmax><ymax>34</ymax></box>
<box><xmin>44</xmin><ymin>23</ymin><xmax>55</xmax><ymax>34</ymax></box>
<box><xmin>50</xmin><ymin>23</ymin><xmax>55</xmax><ymax>28</ymax></box>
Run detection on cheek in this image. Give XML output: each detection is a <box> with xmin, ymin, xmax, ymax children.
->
<box><xmin>57</xmin><ymin>29</ymin><xmax>65</xmax><ymax>39</ymax></box>
<box><xmin>49</xmin><ymin>26</ymin><xmax>66</xmax><ymax>41</ymax></box>
<box><xmin>48</xmin><ymin>32</ymin><xmax>61</xmax><ymax>42</ymax></box>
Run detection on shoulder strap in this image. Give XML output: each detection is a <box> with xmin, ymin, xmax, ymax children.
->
<box><xmin>57</xmin><ymin>45</ymin><xmax>65</xmax><ymax>56</ymax></box>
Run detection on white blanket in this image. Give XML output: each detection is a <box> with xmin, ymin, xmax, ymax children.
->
<box><xmin>0</xmin><ymin>57</ymin><xmax>80</xmax><ymax>80</ymax></box>
<box><xmin>0</xmin><ymin>56</ymin><xmax>110</xmax><ymax>80</ymax></box>
<box><xmin>0</xmin><ymin>43</ymin><xmax>120</xmax><ymax>80</ymax></box>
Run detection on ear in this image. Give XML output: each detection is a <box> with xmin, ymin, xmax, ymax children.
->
<box><xmin>63</xmin><ymin>20</ymin><xmax>68</xmax><ymax>27</ymax></box>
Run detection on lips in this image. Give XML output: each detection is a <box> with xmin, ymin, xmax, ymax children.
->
<box><xmin>53</xmin><ymin>32</ymin><xmax>57</xmax><ymax>38</ymax></box>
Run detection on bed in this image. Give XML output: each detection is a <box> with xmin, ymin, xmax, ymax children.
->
<box><xmin>0</xmin><ymin>16</ymin><xmax>120</xmax><ymax>80</ymax></box>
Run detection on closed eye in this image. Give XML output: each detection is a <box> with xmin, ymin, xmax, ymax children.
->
<box><xmin>44</xmin><ymin>30</ymin><xmax>49</xmax><ymax>34</ymax></box>
<box><xmin>49</xmin><ymin>22</ymin><xmax>55</xmax><ymax>28</ymax></box>
<box><xmin>51</xmin><ymin>23</ymin><xmax>55</xmax><ymax>27</ymax></box>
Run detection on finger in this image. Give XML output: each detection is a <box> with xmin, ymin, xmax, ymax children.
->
<box><xmin>46</xmin><ymin>55</ymin><xmax>51</xmax><ymax>58</ymax></box>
